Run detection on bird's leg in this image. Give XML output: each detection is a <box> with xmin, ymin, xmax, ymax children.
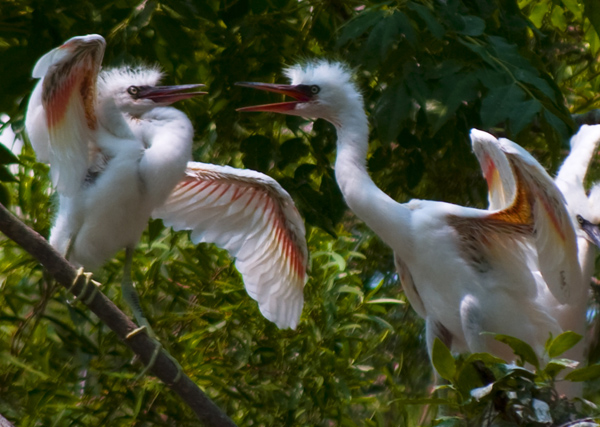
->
<box><xmin>121</xmin><ymin>247</ymin><xmax>182</xmax><ymax>382</ymax></box>
<box><xmin>64</xmin><ymin>235</ymin><xmax>75</xmax><ymax>262</ymax></box>
<box><xmin>121</xmin><ymin>247</ymin><xmax>154</xmax><ymax>335</ymax></box>
<box><xmin>62</xmin><ymin>234</ymin><xmax>100</xmax><ymax>304</ymax></box>
<box><xmin>67</xmin><ymin>267</ymin><xmax>100</xmax><ymax>305</ymax></box>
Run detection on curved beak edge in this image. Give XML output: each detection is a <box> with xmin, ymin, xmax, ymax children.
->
<box><xmin>235</xmin><ymin>82</ymin><xmax>308</xmax><ymax>112</ymax></box>
<box><xmin>139</xmin><ymin>84</ymin><xmax>207</xmax><ymax>104</ymax></box>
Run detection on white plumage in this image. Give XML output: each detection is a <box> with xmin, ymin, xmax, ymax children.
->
<box><xmin>26</xmin><ymin>34</ymin><xmax>308</xmax><ymax>330</ymax></box>
<box><xmin>154</xmin><ymin>163</ymin><xmax>307</xmax><ymax>328</ymax></box>
<box><xmin>238</xmin><ymin>60</ymin><xmax>582</xmax><ymax>364</ymax></box>
<box><xmin>556</xmin><ymin>125</ymin><xmax>600</xmax><ymax>281</ymax></box>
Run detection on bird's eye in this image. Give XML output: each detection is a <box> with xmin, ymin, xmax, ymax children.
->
<box><xmin>577</xmin><ymin>215</ymin><xmax>585</xmax><ymax>225</ymax></box>
<box><xmin>127</xmin><ymin>86</ymin><xmax>139</xmax><ymax>96</ymax></box>
<box><xmin>310</xmin><ymin>85</ymin><xmax>320</xmax><ymax>94</ymax></box>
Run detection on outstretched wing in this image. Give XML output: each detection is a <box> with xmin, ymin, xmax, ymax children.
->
<box><xmin>499</xmin><ymin>137</ymin><xmax>581</xmax><ymax>304</ymax></box>
<box><xmin>152</xmin><ymin>162</ymin><xmax>309</xmax><ymax>329</ymax></box>
<box><xmin>26</xmin><ymin>34</ymin><xmax>105</xmax><ymax>195</ymax></box>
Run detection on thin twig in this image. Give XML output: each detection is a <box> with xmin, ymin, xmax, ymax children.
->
<box><xmin>0</xmin><ymin>202</ymin><xmax>237</xmax><ymax>427</ymax></box>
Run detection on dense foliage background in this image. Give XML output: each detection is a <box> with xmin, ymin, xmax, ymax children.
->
<box><xmin>1</xmin><ymin>0</ymin><xmax>600</xmax><ymax>425</ymax></box>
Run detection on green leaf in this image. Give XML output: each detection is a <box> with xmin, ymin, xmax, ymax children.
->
<box><xmin>337</xmin><ymin>285</ymin><xmax>363</xmax><ymax>297</ymax></box>
<box><xmin>0</xmin><ymin>183</ymin><xmax>9</xmax><ymax>206</ymax></box>
<box><xmin>374</xmin><ymin>83</ymin><xmax>411</xmax><ymax>143</ymax></box>
<box><xmin>278</xmin><ymin>137</ymin><xmax>309</xmax><ymax>169</ymax></box>
<box><xmin>432</xmin><ymin>338</ymin><xmax>456</xmax><ymax>381</ymax></box>
<box><xmin>337</xmin><ymin>9</ymin><xmax>386</xmax><ymax>47</ymax></box>
<box><xmin>562</xmin><ymin>0</ymin><xmax>583</xmax><ymax>19</ymax></box>
<box><xmin>509</xmin><ymin>99</ymin><xmax>541</xmax><ymax>134</ymax></box>
<box><xmin>147</xmin><ymin>218</ymin><xmax>164</xmax><ymax>245</ymax></box>
<box><xmin>564</xmin><ymin>363</ymin><xmax>600</xmax><ymax>382</ymax></box>
<box><xmin>365</xmin><ymin>298</ymin><xmax>405</xmax><ymax>305</ymax></box>
<box><xmin>433</xmin><ymin>417</ymin><xmax>463</xmax><ymax>427</ymax></box>
<box><xmin>430</xmin><ymin>72</ymin><xmax>479</xmax><ymax>132</ymax></box>
<box><xmin>585</xmin><ymin>0</ymin><xmax>600</xmax><ymax>39</ymax></box>
<box><xmin>408</xmin><ymin>2</ymin><xmax>445</xmax><ymax>39</ymax></box>
<box><xmin>0</xmin><ymin>142</ymin><xmax>19</xmax><ymax>165</ymax></box>
<box><xmin>551</xmin><ymin>6</ymin><xmax>567</xmax><ymax>32</ymax></box>
<box><xmin>547</xmin><ymin>331</ymin><xmax>582</xmax><ymax>358</ymax></box>
<box><xmin>395</xmin><ymin>11</ymin><xmax>417</xmax><ymax>46</ymax></box>
<box><xmin>367</xmin><ymin>14</ymin><xmax>400</xmax><ymax>62</ymax></box>
<box><xmin>455</xmin><ymin>15</ymin><xmax>486</xmax><ymax>37</ymax></box>
<box><xmin>464</xmin><ymin>352</ymin><xmax>506</xmax><ymax>365</ymax></box>
<box><xmin>488</xmin><ymin>35</ymin><xmax>535</xmax><ymax>71</ymax></box>
<box><xmin>494</xmin><ymin>334</ymin><xmax>540</xmax><ymax>369</ymax></box>
<box><xmin>529</xmin><ymin>1</ymin><xmax>549</xmax><ymax>28</ymax></box>
<box><xmin>240</xmin><ymin>134</ymin><xmax>273</xmax><ymax>172</ymax></box>
<box><xmin>0</xmin><ymin>165</ymin><xmax>17</xmax><ymax>183</ymax></box>
<box><xmin>480</xmin><ymin>84</ymin><xmax>525</xmax><ymax>128</ymax></box>
<box><xmin>544</xmin><ymin>358</ymin><xmax>579</xmax><ymax>378</ymax></box>
<box><xmin>353</xmin><ymin>313</ymin><xmax>396</xmax><ymax>331</ymax></box>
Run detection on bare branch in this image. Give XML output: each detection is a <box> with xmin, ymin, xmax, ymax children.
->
<box><xmin>0</xmin><ymin>413</ymin><xmax>15</xmax><ymax>427</ymax></box>
<box><xmin>0</xmin><ymin>202</ymin><xmax>237</xmax><ymax>427</ymax></box>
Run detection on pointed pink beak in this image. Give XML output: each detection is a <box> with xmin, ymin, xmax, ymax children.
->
<box><xmin>235</xmin><ymin>82</ymin><xmax>312</xmax><ymax>112</ymax></box>
<box><xmin>138</xmin><ymin>84</ymin><xmax>207</xmax><ymax>104</ymax></box>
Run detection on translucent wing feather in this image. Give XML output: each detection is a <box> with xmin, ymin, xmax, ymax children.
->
<box><xmin>31</xmin><ymin>35</ymin><xmax>105</xmax><ymax>195</ymax></box>
<box><xmin>469</xmin><ymin>129</ymin><xmax>580</xmax><ymax>303</ymax></box>
<box><xmin>499</xmin><ymin>138</ymin><xmax>581</xmax><ymax>303</ymax></box>
<box><xmin>25</xmin><ymin>81</ymin><xmax>50</xmax><ymax>162</ymax></box>
<box><xmin>153</xmin><ymin>162</ymin><xmax>308</xmax><ymax>329</ymax></box>
<box><xmin>470</xmin><ymin>129</ymin><xmax>515</xmax><ymax>210</ymax></box>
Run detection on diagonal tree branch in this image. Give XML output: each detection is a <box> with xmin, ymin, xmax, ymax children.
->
<box><xmin>0</xmin><ymin>202</ymin><xmax>237</xmax><ymax>427</ymax></box>
<box><xmin>0</xmin><ymin>413</ymin><xmax>15</xmax><ymax>427</ymax></box>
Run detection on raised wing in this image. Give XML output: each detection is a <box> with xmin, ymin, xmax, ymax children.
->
<box><xmin>27</xmin><ymin>34</ymin><xmax>105</xmax><ymax>195</ymax></box>
<box><xmin>499</xmin><ymin>137</ymin><xmax>581</xmax><ymax>304</ymax></box>
<box><xmin>470</xmin><ymin>129</ymin><xmax>515</xmax><ymax>210</ymax></box>
<box><xmin>25</xmin><ymin>82</ymin><xmax>50</xmax><ymax>162</ymax></box>
<box><xmin>152</xmin><ymin>162</ymin><xmax>309</xmax><ymax>329</ymax></box>
<box><xmin>555</xmin><ymin>125</ymin><xmax>600</xmax><ymax>215</ymax></box>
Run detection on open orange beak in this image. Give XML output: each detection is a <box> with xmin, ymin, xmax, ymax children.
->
<box><xmin>235</xmin><ymin>82</ymin><xmax>313</xmax><ymax>112</ymax></box>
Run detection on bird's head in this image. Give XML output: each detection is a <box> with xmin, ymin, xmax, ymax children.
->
<box><xmin>576</xmin><ymin>213</ymin><xmax>600</xmax><ymax>248</ymax></box>
<box><xmin>236</xmin><ymin>60</ymin><xmax>363</xmax><ymax>127</ymax></box>
<box><xmin>574</xmin><ymin>183</ymin><xmax>600</xmax><ymax>248</ymax></box>
<box><xmin>98</xmin><ymin>66</ymin><xmax>206</xmax><ymax>117</ymax></box>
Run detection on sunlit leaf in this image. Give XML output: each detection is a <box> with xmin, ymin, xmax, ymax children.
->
<box><xmin>564</xmin><ymin>364</ymin><xmax>600</xmax><ymax>382</ymax></box>
<box><xmin>494</xmin><ymin>334</ymin><xmax>540</xmax><ymax>369</ymax></box>
<box><xmin>547</xmin><ymin>331</ymin><xmax>582</xmax><ymax>358</ymax></box>
<box><xmin>432</xmin><ymin>338</ymin><xmax>456</xmax><ymax>381</ymax></box>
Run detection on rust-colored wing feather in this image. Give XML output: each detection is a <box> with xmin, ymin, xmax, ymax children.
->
<box><xmin>153</xmin><ymin>162</ymin><xmax>308</xmax><ymax>329</ymax></box>
<box><xmin>34</xmin><ymin>35</ymin><xmax>105</xmax><ymax>195</ymax></box>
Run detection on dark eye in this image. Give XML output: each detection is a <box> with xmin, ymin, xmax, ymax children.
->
<box><xmin>577</xmin><ymin>215</ymin><xmax>584</xmax><ymax>225</ymax></box>
<box><xmin>127</xmin><ymin>86</ymin><xmax>139</xmax><ymax>96</ymax></box>
<box><xmin>310</xmin><ymin>85</ymin><xmax>320</xmax><ymax>94</ymax></box>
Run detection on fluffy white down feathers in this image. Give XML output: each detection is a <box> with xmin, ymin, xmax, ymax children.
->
<box><xmin>26</xmin><ymin>35</ymin><xmax>309</xmax><ymax>330</ymax></box>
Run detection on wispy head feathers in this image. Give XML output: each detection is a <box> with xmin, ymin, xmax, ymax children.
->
<box><xmin>285</xmin><ymin>60</ymin><xmax>356</xmax><ymax>91</ymax></box>
<box><xmin>98</xmin><ymin>65</ymin><xmax>164</xmax><ymax>92</ymax></box>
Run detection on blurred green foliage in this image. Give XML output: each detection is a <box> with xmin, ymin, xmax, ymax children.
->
<box><xmin>1</xmin><ymin>0</ymin><xmax>600</xmax><ymax>425</ymax></box>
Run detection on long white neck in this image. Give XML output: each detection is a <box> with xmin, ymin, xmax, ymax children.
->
<box><xmin>136</xmin><ymin>107</ymin><xmax>192</xmax><ymax>206</ymax></box>
<box><xmin>333</xmin><ymin>107</ymin><xmax>414</xmax><ymax>258</ymax></box>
